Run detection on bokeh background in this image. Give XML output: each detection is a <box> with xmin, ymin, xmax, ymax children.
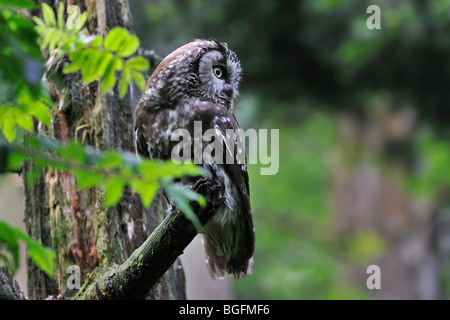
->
<box><xmin>2</xmin><ymin>0</ymin><xmax>450</xmax><ymax>299</ymax></box>
<box><xmin>129</xmin><ymin>0</ymin><xmax>450</xmax><ymax>299</ymax></box>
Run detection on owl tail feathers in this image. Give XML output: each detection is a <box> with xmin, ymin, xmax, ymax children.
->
<box><xmin>202</xmin><ymin>235</ymin><xmax>254</xmax><ymax>279</ymax></box>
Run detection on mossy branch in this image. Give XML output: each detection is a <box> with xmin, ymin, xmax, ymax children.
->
<box><xmin>75</xmin><ymin>180</ymin><xmax>224</xmax><ymax>300</ymax></box>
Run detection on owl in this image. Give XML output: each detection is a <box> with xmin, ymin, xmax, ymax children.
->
<box><xmin>134</xmin><ymin>39</ymin><xmax>255</xmax><ymax>278</ymax></box>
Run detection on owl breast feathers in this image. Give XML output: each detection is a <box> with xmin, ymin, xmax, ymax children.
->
<box><xmin>134</xmin><ymin>39</ymin><xmax>255</xmax><ymax>278</ymax></box>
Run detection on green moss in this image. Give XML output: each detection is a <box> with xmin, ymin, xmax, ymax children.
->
<box><xmin>49</xmin><ymin>202</ymin><xmax>71</xmax><ymax>271</ymax></box>
<box><xmin>74</xmin><ymin>264</ymin><xmax>118</xmax><ymax>300</ymax></box>
<box><xmin>92</xmin><ymin>186</ymin><xmax>125</xmax><ymax>267</ymax></box>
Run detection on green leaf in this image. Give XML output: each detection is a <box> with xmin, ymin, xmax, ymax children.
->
<box><xmin>126</xmin><ymin>56</ymin><xmax>150</xmax><ymax>71</ymax></box>
<box><xmin>57</xmin><ymin>1</ymin><xmax>64</xmax><ymax>29</ymax></box>
<box><xmin>32</xmin><ymin>16</ymin><xmax>45</xmax><ymax>27</ymax></box>
<box><xmin>118</xmin><ymin>78</ymin><xmax>128</xmax><ymax>98</ymax></box>
<box><xmin>63</xmin><ymin>61</ymin><xmax>80</xmax><ymax>74</ymax></box>
<box><xmin>103</xmin><ymin>27</ymin><xmax>128</xmax><ymax>52</ymax></box>
<box><xmin>113</xmin><ymin>57</ymin><xmax>123</xmax><ymax>71</ymax></box>
<box><xmin>0</xmin><ymin>221</ymin><xmax>20</xmax><ymax>273</ymax></box>
<box><xmin>138</xmin><ymin>160</ymin><xmax>207</xmax><ymax>180</ymax></box>
<box><xmin>64</xmin><ymin>49</ymin><xmax>88</xmax><ymax>74</ymax></box>
<box><xmin>95</xmin><ymin>51</ymin><xmax>114</xmax><ymax>80</ymax></box>
<box><xmin>11</xmin><ymin>108</ymin><xmax>33</xmax><ymax>132</ymax></box>
<box><xmin>28</xmin><ymin>101</ymin><xmax>51</xmax><ymax>126</ymax></box>
<box><xmin>80</xmin><ymin>49</ymin><xmax>104</xmax><ymax>84</ymax></box>
<box><xmin>73</xmin><ymin>169</ymin><xmax>105</xmax><ymax>189</ymax></box>
<box><xmin>131</xmin><ymin>71</ymin><xmax>147</xmax><ymax>92</ymax></box>
<box><xmin>7</xmin><ymin>151</ymin><xmax>26</xmax><ymax>172</ymax></box>
<box><xmin>78</xmin><ymin>11</ymin><xmax>88</xmax><ymax>30</ymax></box>
<box><xmin>40</xmin><ymin>27</ymin><xmax>56</xmax><ymax>50</ymax></box>
<box><xmin>0</xmin><ymin>108</ymin><xmax>22</xmax><ymax>142</ymax></box>
<box><xmin>42</xmin><ymin>3</ymin><xmax>56</xmax><ymax>27</ymax></box>
<box><xmin>117</xmin><ymin>35</ymin><xmax>139</xmax><ymax>57</ymax></box>
<box><xmin>0</xmin><ymin>0</ymin><xmax>37</xmax><ymax>9</ymax></box>
<box><xmin>162</xmin><ymin>181</ymin><xmax>205</xmax><ymax>232</ymax></box>
<box><xmin>18</xmin><ymin>94</ymin><xmax>51</xmax><ymax>126</ymax></box>
<box><xmin>49</xmin><ymin>29</ymin><xmax>65</xmax><ymax>52</ymax></box>
<box><xmin>79</xmin><ymin>50</ymin><xmax>114</xmax><ymax>85</ymax></box>
<box><xmin>0</xmin><ymin>221</ymin><xmax>54</xmax><ymax>277</ymax></box>
<box><xmin>125</xmin><ymin>56</ymin><xmax>150</xmax><ymax>93</ymax></box>
<box><xmin>24</xmin><ymin>237</ymin><xmax>55</xmax><ymax>277</ymax></box>
<box><xmin>96</xmin><ymin>150</ymin><xmax>123</xmax><ymax>169</ymax></box>
<box><xmin>104</xmin><ymin>27</ymin><xmax>140</xmax><ymax>58</ymax></box>
<box><xmin>85</xmin><ymin>35</ymin><xmax>102</xmax><ymax>48</ymax></box>
<box><xmin>101</xmin><ymin>59</ymin><xmax>117</xmax><ymax>94</ymax></box>
<box><xmin>25</xmin><ymin>135</ymin><xmax>61</xmax><ymax>151</ymax></box>
<box><xmin>59</xmin><ymin>141</ymin><xmax>86</xmax><ymax>164</ymax></box>
<box><xmin>2</xmin><ymin>120</ymin><xmax>16</xmax><ymax>142</ymax></box>
<box><xmin>130</xmin><ymin>180</ymin><xmax>158</xmax><ymax>208</ymax></box>
<box><xmin>25</xmin><ymin>162</ymin><xmax>43</xmax><ymax>191</ymax></box>
<box><xmin>118</xmin><ymin>67</ymin><xmax>131</xmax><ymax>99</ymax></box>
<box><xmin>104</xmin><ymin>176</ymin><xmax>125</xmax><ymax>207</ymax></box>
<box><xmin>0</xmin><ymin>105</ymin><xmax>33</xmax><ymax>136</ymax></box>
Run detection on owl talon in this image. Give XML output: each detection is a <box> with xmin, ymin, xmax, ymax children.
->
<box><xmin>192</xmin><ymin>178</ymin><xmax>225</xmax><ymax>209</ymax></box>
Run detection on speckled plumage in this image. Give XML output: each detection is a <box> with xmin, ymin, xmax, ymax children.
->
<box><xmin>134</xmin><ymin>40</ymin><xmax>255</xmax><ymax>278</ymax></box>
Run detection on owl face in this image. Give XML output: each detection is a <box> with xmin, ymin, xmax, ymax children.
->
<box><xmin>142</xmin><ymin>39</ymin><xmax>241</xmax><ymax>110</ymax></box>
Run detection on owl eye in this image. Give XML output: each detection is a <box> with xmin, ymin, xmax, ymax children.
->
<box><xmin>213</xmin><ymin>66</ymin><xmax>224</xmax><ymax>79</ymax></box>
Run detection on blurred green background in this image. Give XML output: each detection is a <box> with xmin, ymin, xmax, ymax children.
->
<box><xmin>129</xmin><ymin>0</ymin><xmax>450</xmax><ymax>299</ymax></box>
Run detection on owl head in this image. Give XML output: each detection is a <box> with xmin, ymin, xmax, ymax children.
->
<box><xmin>141</xmin><ymin>39</ymin><xmax>241</xmax><ymax>110</ymax></box>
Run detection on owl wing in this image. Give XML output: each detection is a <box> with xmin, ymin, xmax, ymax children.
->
<box><xmin>214</xmin><ymin>114</ymin><xmax>255</xmax><ymax>263</ymax></box>
<box><xmin>213</xmin><ymin>113</ymin><xmax>252</xmax><ymax>217</ymax></box>
<box><xmin>135</xmin><ymin>99</ymin><xmax>255</xmax><ymax>276</ymax></box>
<box><xmin>134</xmin><ymin>100</ymin><xmax>254</xmax><ymax>240</ymax></box>
<box><xmin>187</xmin><ymin>101</ymin><xmax>255</xmax><ymax>261</ymax></box>
<box><xmin>135</xmin><ymin>100</ymin><xmax>251</xmax><ymax>204</ymax></box>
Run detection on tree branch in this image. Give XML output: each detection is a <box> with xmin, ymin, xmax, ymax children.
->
<box><xmin>0</xmin><ymin>267</ymin><xmax>27</xmax><ymax>300</ymax></box>
<box><xmin>76</xmin><ymin>181</ymin><xmax>223</xmax><ymax>300</ymax></box>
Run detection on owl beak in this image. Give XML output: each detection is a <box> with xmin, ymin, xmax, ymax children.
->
<box><xmin>222</xmin><ymin>84</ymin><xmax>235</xmax><ymax>100</ymax></box>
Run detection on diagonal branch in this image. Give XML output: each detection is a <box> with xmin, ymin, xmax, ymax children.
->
<box><xmin>75</xmin><ymin>181</ymin><xmax>223</xmax><ymax>300</ymax></box>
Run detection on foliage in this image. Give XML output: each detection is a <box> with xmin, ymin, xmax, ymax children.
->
<box><xmin>33</xmin><ymin>2</ymin><xmax>149</xmax><ymax>98</ymax></box>
<box><xmin>161</xmin><ymin>178</ymin><xmax>206</xmax><ymax>232</ymax></box>
<box><xmin>0</xmin><ymin>2</ymin><xmax>207</xmax><ymax>278</ymax></box>
<box><xmin>3</xmin><ymin>135</ymin><xmax>208</xmax><ymax>209</ymax></box>
<box><xmin>0</xmin><ymin>221</ymin><xmax>54</xmax><ymax>277</ymax></box>
<box><xmin>0</xmin><ymin>5</ymin><xmax>52</xmax><ymax>143</ymax></box>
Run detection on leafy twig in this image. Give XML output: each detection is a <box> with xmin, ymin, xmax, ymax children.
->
<box><xmin>4</xmin><ymin>135</ymin><xmax>209</xmax><ymax>210</ymax></box>
<box><xmin>76</xmin><ymin>178</ymin><xmax>223</xmax><ymax>300</ymax></box>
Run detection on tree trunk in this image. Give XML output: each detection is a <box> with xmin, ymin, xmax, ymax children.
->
<box><xmin>23</xmin><ymin>0</ymin><xmax>186</xmax><ymax>300</ymax></box>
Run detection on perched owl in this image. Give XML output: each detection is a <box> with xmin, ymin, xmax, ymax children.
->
<box><xmin>134</xmin><ymin>39</ymin><xmax>255</xmax><ymax>278</ymax></box>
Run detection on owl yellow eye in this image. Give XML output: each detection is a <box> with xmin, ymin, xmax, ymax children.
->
<box><xmin>213</xmin><ymin>66</ymin><xmax>224</xmax><ymax>79</ymax></box>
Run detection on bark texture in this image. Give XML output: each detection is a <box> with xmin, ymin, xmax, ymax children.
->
<box><xmin>75</xmin><ymin>185</ymin><xmax>223</xmax><ymax>300</ymax></box>
<box><xmin>0</xmin><ymin>267</ymin><xmax>27</xmax><ymax>300</ymax></box>
<box><xmin>23</xmin><ymin>0</ymin><xmax>186</xmax><ymax>299</ymax></box>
